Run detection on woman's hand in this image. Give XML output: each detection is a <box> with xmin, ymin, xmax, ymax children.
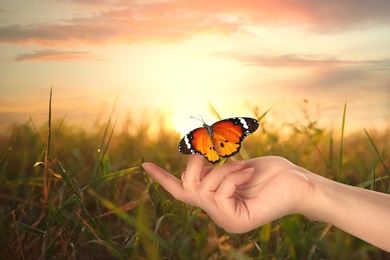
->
<box><xmin>143</xmin><ymin>155</ymin><xmax>390</xmax><ymax>251</ymax></box>
<box><xmin>142</xmin><ymin>155</ymin><xmax>313</xmax><ymax>233</ymax></box>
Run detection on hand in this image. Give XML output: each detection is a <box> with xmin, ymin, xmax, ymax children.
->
<box><xmin>143</xmin><ymin>155</ymin><xmax>390</xmax><ymax>251</ymax></box>
<box><xmin>142</xmin><ymin>155</ymin><xmax>313</xmax><ymax>233</ymax></box>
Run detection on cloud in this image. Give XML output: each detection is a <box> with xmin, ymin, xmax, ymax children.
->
<box><xmin>218</xmin><ymin>52</ymin><xmax>390</xmax><ymax>70</ymax></box>
<box><xmin>0</xmin><ymin>0</ymin><xmax>389</xmax><ymax>46</ymax></box>
<box><xmin>307</xmin><ymin>64</ymin><xmax>390</xmax><ymax>90</ymax></box>
<box><xmin>14</xmin><ymin>49</ymin><xmax>102</xmax><ymax>62</ymax></box>
<box><xmin>0</xmin><ymin>5</ymin><xmax>239</xmax><ymax>46</ymax></box>
<box><xmin>233</xmin><ymin>54</ymin><xmax>356</xmax><ymax>68</ymax></box>
<box><xmin>228</xmin><ymin>52</ymin><xmax>390</xmax><ymax>103</ymax></box>
<box><xmin>245</xmin><ymin>0</ymin><xmax>390</xmax><ymax>32</ymax></box>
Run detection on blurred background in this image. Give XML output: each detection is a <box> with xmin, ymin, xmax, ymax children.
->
<box><xmin>0</xmin><ymin>0</ymin><xmax>389</xmax><ymax>135</ymax></box>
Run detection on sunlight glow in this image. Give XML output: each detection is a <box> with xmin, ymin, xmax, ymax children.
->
<box><xmin>0</xmin><ymin>0</ymin><xmax>389</xmax><ymax>133</ymax></box>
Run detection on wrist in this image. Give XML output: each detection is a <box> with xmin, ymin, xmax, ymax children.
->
<box><xmin>298</xmin><ymin>169</ymin><xmax>348</xmax><ymax>223</ymax></box>
<box><xmin>292</xmin><ymin>167</ymin><xmax>329</xmax><ymax>221</ymax></box>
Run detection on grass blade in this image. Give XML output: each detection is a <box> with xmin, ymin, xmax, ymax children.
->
<box><xmin>93</xmin><ymin>92</ymin><xmax>119</xmax><ymax>179</ymax></box>
<box><xmin>82</xmin><ymin>167</ymin><xmax>138</xmax><ymax>191</ymax></box>
<box><xmin>364</xmin><ymin>128</ymin><xmax>390</xmax><ymax>193</ymax></box>
<box><xmin>364</xmin><ymin>128</ymin><xmax>390</xmax><ymax>177</ymax></box>
<box><xmin>43</xmin><ymin>87</ymin><xmax>53</xmax><ymax>210</ymax></box>
<box><xmin>87</xmin><ymin>189</ymin><xmax>169</xmax><ymax>250</ymax></box>
<box><xmin>14</xmin><ymin>222</ymin><xmax>44</xmax><ymax>235</ymax></box>
<box><xmin>208</xmin><ymin>102</ymin><xmax>222</xmax><ymax>120</ymax></box>
<box><xmin>338</xmin><ymin>101</ymin><xmax>347</xmax><ymax>183</ymax></box>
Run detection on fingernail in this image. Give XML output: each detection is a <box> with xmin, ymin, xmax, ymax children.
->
<box><xmin>141</xmin><ymin>162</ymin><xmax>149</xmax><ymax>171</ymax></box>
<box><xmin>230</xmin><ymin>160</ymin><xmax>245</xmax><ymax>166</ymax></box>
<box><xmin>241</xmin><ymin>167</ymin><xmax>254</xmax><ymax>173</ymax></box>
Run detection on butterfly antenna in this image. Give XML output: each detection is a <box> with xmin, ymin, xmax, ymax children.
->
<box><xmin>190</xmin><ymin>115</ymin><xmax>206</xmax><ymax>124</ymax></box>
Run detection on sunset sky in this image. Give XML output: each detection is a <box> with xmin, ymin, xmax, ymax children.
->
<box><xmin>0</xmin><ymin>0</ymin><xmax>389</xmax><ymax>135</ymax></box>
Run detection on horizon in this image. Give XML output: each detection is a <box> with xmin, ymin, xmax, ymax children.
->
<box><xmin>1</xmin><ymin>94</ymin><xmax>388</xmax><ymax>139</ymax></box>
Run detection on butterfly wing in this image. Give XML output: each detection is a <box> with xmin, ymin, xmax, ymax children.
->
<box><xmin>210</xmin><ymin>117</ymin><xmax>259</xmax><ymax>158</ymax></box>
<box><xmin>178</xmin><ymin>117</ymin><xmax>259</xmax><ymax>164</ymax></box>
<box><xmin>178</xmin><ymin>127</ymin><xmax>221</xmax><ymax>164</ymax></box>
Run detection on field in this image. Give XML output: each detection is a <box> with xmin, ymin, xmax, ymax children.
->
<box><xmin>0</xmin><ymin>98</ymin><xmax>389</xmax><ymax>259</ymax></box>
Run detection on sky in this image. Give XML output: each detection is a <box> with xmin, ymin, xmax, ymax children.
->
<box><xmin>0</xmin><ymin>0</ymin><xmax>389</xmax><ymax>136</ymax></box>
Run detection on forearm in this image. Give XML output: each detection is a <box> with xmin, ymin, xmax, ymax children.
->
<box><xmin>303</xmin><ymin>172</ymin><xmax>390</xmax><ymax>251</ymax></box>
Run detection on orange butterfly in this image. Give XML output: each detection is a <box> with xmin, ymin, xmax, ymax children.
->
<box><xmin>178</xmin><ymin>117</ymin><xmax>259</xmax><ymax>164</ymax></box>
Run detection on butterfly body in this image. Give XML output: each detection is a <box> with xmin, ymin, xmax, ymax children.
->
<box><xmin>178</xmin><ymin>117</ymin><xmax>259</xmax><ymax>164</ymax></box>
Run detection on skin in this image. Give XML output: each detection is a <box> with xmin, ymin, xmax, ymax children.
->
<box><xmin>142</xmin><ymin>155</ymin><xmax>390</xmax><ymax>252</ymax></box>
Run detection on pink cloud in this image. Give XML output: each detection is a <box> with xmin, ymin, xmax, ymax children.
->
<box><xmin>0</xmin><ymin>0</ymin><xmax>389</xmax><ymax>47</ymax></box>
<box><xmin>175</xmin><ymin>0</ymin><xmax>390</xmax><ymax>30</ymax></box>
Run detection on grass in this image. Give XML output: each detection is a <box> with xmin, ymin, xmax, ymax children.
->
<box><xmin>0</xmin><ymin>96</ymin><xmax>389</xmax><ymax>259</ymax></box>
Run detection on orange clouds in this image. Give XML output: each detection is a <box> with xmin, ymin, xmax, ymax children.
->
<box><xmin>1</xmin><ymin>0</ymin><xmax>389</xmax><ymax>48</ymax></box>
<box><xmin>0</xmin><ymin>4</ymin><xmax>239</xmax><ymax>47</ymax></box>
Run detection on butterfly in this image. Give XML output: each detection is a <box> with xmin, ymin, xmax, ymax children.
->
<box><xmin>178</xmin><ymin>117</ymin><xmax>259</xmax><ymax>164</ymax></box>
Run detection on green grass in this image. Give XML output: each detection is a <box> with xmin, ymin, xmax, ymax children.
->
<box><xmin>0</xmin><ymin>97</ymin><xmax>389</xmax><ymax>259</ymax></box>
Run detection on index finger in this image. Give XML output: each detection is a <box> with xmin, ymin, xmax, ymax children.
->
<box><xmin>142</xmin><ymin>162</ymin><xmax>197</xmax><ymax>203</ymax></box>
<box><xmin>142</xmin><ymin>162</ymin><xmax>182</xmax><ymax>191</ymax></box>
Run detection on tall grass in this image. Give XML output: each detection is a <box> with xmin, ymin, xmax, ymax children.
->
<box><xmin>0</xmin><ymin>97</ymin><xmax>389</xmax><ymax>259</ymax></box>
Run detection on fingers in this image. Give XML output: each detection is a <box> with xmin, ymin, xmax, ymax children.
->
<box><xmin>182</xmin><ymin>155</ymin><xmax>204</xmax><ymax>191</ymax></box>
<box><xmin>199</xmin><ymin>160</ymin><xmax>246</xmax><ymax>193</ymax></box>
<box><xmin>142</xmin><ymin>162</ymin><xmax>186</xmax><ymax>200</ymax></box>
<box><xmin>214</xmin><ymin>168</ymin><xmax>254</xmax><ymax>203</ymax></box>
<box><xmin>200</xmin><ymin>166</ymin><xmax>215</xmax><ymax>180</ymax></box>
<box><xmin>201</xmin><ymin>168</ymin><xmax>254</xmax><ymax>232</ymax></box>
<box><xmin>143</xmin><ymin>157</ymin><xmax>252</xmax><ymax>211</ymax></box>
<box><xmin>142</xmin><ymin>155</ymin><xmax>205</xmax><ymax>205</ymax></box>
